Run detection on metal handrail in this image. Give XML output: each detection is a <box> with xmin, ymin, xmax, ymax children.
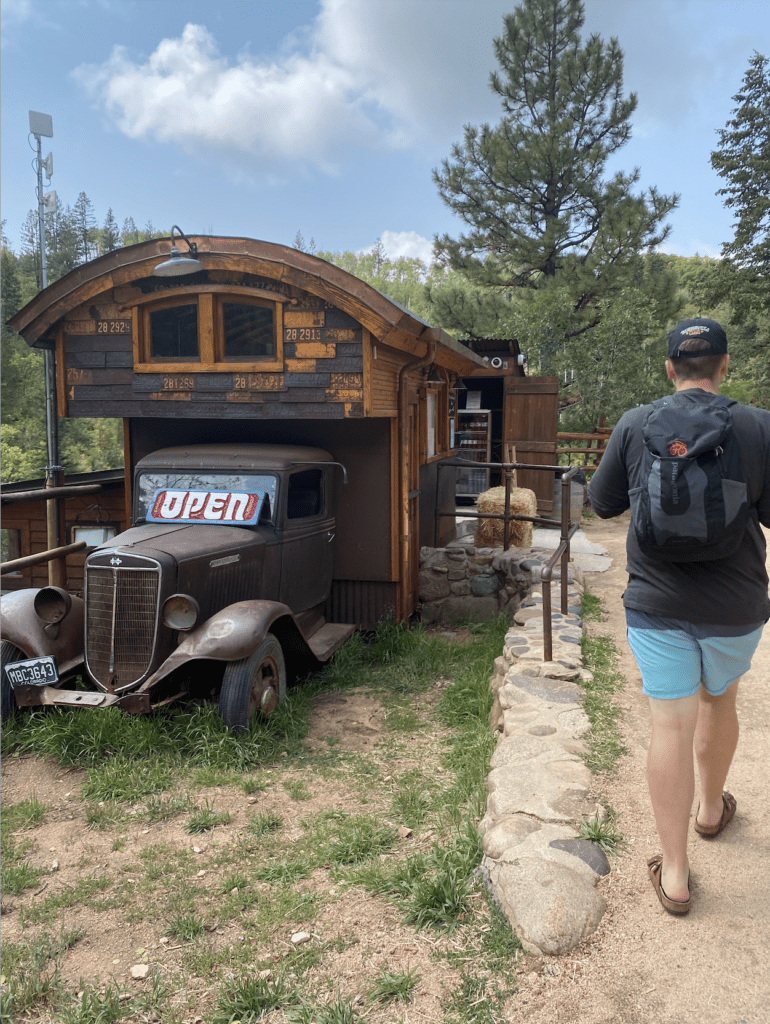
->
<box><xmin>1</xmin><ymin>542</ymin><xmax>86</xmax><ymax>575</ymax></box>
<box><xmin>436</xmin><ymin>460</ymin><xmax>581</xmax><ymax>662</ymax></box>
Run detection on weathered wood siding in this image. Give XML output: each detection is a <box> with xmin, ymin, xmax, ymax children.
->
<box><xmin>61</xmin><ymin>276</ymin><xmax>367</xmax><ymax>421</ymax></box>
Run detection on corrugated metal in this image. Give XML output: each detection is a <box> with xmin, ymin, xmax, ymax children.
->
<box><xmin>326</xmin><ymin>580</ymin><xmax>398</xmax><ymax>629</ymax></box>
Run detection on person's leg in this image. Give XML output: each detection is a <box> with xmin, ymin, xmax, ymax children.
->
<box><xmin>647</xmin><ymin>692</ymin><xmax>700</xmax><ymax>902</ymax></box>
<box><xmin>694</xmin><ymin>679</ymin><xmax>740</xmax><ymax>829</ymax></box>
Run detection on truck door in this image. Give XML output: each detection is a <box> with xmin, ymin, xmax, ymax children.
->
<box><xmin>279</xmin><ymin>467</ymin><xmax>335</xmax><ymax>613</ymax></box>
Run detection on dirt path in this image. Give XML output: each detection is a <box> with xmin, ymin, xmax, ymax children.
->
<box><xmin>514</xmin><ymin>513</ymin><xmax>770</xmax><ymax>1024</ymax></box>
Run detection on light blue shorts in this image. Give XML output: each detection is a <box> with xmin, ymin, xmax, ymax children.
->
<box><xmin>625</xmin><ymin>610</ymin><xmax>764</xmax><ymax>700</ymax></box>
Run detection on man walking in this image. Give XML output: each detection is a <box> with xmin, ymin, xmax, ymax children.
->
<box><xmin>588</xmin><ymin>318</ymin><xmax>770</xmax><ymax>913</ymax></box>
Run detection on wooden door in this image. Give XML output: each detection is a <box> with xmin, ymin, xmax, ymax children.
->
<box><xmin>503</xmin><ymin>377</ymin><xmax>559</xmax><ymax>512</ymax></box>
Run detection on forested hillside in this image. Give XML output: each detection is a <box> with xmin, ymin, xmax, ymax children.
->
<box><xmin>1</xmin><ymin>198</ymin><xmax>164</xmax><ymax>483</ymax></box>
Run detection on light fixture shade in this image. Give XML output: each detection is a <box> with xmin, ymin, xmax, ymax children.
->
<box><xmin>153</xmin><ymin>244</ymin><xmax>203</xmax><ymax>277</ymax></box>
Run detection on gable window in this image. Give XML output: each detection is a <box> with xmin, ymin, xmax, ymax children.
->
<box><xmin>150</xmin><ymin>302</ymin><xmax>198</xmax><ymax>359</ymax></box>
<box><xmin>136</xmin><ymin>289</ymin><xmax>283</xmax><ymax>372</ymax></box>
<box><xmin>221</xmin><ymin>301</ymin><xmax>275</xmax><ymax>360</ymax></box>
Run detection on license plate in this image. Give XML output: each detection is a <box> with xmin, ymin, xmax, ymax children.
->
<box><xmin>4</xmin><ymin>656</ymin><xmax>59</xmax><ymax>688</ymax></box>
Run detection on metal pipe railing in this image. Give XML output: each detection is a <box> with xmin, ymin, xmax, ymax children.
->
<box><xmin>1</xmin><ymin>541</ymin><xmax>86</xmax><ymax>575</ymax></box>
<box><xmin>437</xmin><ymin>460</ymin><xmax>582</xmax><ymax>662</ymax></box>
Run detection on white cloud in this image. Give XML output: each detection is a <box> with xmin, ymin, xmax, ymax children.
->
<box><xmin>1</xmin><ymin>0</ymin><xmax>33</xmax><ymax>26</ymax></box>
<box><xmin>379</xmin><ymin>230</ymin><xmax>434</xmax><ymax>265</ymax></box>
<box><xmin>70</xmin><ymin>1</ymin><xmax>505</xmax><ymax>174</ymax></box>
<box><xmin>72</xmin><ymin>22</ymin><xmax>383</xmax><ymax>174</ymax></box>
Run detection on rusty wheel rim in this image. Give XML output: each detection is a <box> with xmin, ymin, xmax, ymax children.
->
<box><xmin>248</xmin><ymin>653</ymin><xmax>280</xmax><ymax>720</ymax></box>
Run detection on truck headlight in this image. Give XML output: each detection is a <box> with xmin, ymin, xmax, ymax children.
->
<box><xmin>162</xmin><ymin>594</ymin><xmax>199</xmax><ymax>631</ymax></box>
<box><xmin>34</xmin><ymin>586</ymin><xmax>72</xmax><ymax>624</ymax></box>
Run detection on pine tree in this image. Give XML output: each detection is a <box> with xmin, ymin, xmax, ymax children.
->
<box><xmin>293</xmin><ymin>230</ymin><xmax>307</xmax><ymax>252</ymax></box>
<box><xmin>73</xmin><ymin>191</ymin><xmax>97</xmax><ymax>262</ymax></box>
<box><xmin>710</xmin><ymin>51</ymin><xmax>770</xmax><ymax>314</ymax></box>
<box><xmin>371</xmin><ymin>237</ymin><xmax>386</xmax><ymax>274</ymax></box>
<box><xmin>429</xmin><ymin>0</ymin><xmax>679</xmax><ymax>359</ymax></box>
<box><xmin>122</xmin><ymin>217</ymin><xmax>140</xmax><ymax>246</ymax></box>
<box><xmin>101</xmin><ymin>208</ymin><xmax>122</xmax><ymax>252</ymax></box>
<box><xmin>46</xmin><ymin>199</ymin><xmax>80</xmax><ymax>283</ymax></box>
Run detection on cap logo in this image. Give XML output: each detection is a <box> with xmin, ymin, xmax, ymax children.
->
<box><xmin>681</xmin><ymin>326</ymin><xmax>709</xmax><ymax>336</ymax></box>
<box><xmin>669</xmin><ymin>440</ymin><xmax>688</xmax><ymax>457</ymax></box>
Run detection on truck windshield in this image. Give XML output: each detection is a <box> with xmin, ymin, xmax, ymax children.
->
<box><xmin>135</xmin><ymin>471</ymin><xmax>278</xmax><ymax>527</ymax></box>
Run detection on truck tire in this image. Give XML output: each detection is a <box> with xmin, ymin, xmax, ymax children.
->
<box><xmin>1</xmin><ymin>641</ymin><xmax>26</xmax><ymax>722</ymax></box>
<box><xmin>218</xmin><ymin>633</ymin><xmax>286</xmax><ymax>734</ymax></box>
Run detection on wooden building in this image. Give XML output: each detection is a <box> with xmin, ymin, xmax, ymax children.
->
<box><xmin>1</xmin><ymin>469</ymin><xmax>127</xmax><ymax>594</ymax></box>
<box><xmin>457</xmin><ymin>339</ymin><xmax>559</xmax><ymax>513</ymax></box>
<box><xmin>8</xmin><ymin>236</ymin><xmax>491</xmax><ymax>625</ymax></box>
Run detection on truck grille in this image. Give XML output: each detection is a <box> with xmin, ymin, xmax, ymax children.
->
<box><xmin>85</xmin><ymin>565</ymin><xmax>160</xmax><ymax>690</ymax></box>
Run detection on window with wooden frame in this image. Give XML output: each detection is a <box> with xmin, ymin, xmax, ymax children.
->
<box><xmin>133</xmin><ymin>289</ymin><xmax>284</xmax><ymax>372</ymax></box>
<box><xmin>420</xmin><ymin>381</ymin><xmax>453</xmax><ymax>463</ymax></box>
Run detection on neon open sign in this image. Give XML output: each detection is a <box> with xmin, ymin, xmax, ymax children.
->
<box><xmin>147</xmin><ymin>489</ymin><xmax>263</xmax><ymax>525</ymax></box>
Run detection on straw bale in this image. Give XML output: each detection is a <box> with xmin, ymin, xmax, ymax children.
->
<box><xmin>474</xmin><ymin>486</ymin><xmax>537</xmax><ymax>548</ymax></box>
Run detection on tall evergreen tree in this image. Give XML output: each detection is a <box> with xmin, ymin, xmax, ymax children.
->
<box><xmin>101</xmin><ymin>208</ymin><xmax>122</xmax><ymax>252</ymax></box>
<box><xmin>73</xmin><ymin>191</ymin><xmax>97</xmax><ymax>262</ymax></box>
<box><xmin>710</xmin><ymin>51</ymin><xmax>770</xmax><ymax>316</ymax></box>
<box><xmin>122</xmin><ymin>216</ymin><xmax>140</xmax><ymax>246</ymax></box>
<box><xmin>429</xmin><ymin>0</ymin><xmax>678</xmax><ymax>360</ymax></box>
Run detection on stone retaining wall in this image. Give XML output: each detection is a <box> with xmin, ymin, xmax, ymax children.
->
<box><xmin>419</xmin><ymin>542</ymin><xmax>541</xmax><ymax>623</ymax></box>
<box><xmin>420</xmin><ymin>542</ymin><xmax>609</xmax><ymax>956</ymax></box>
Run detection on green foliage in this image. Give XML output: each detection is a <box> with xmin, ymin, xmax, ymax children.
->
<box><xmin>579</xmin><ymin>809</ymin><xmax>627</xmax><ymax>854</ymax></box>
<box><xmin>185</xmin><ymin>801</ymin><xmax>232</xmax><ymax>834</ymax></box>
<box><xmin>580</xmin><ymin>632</ymin><xmax>628</xmax><ymax>774</ymax></box>
<box><xmin>432</xmin><ymin>0</ymin><xmax>677</xmax><ymax>326</ymax></box>
<box><xmin>711</xmin><ymin>52</ymin><xmax>770</xmax><ymax>283</ymax></box>
<box><xmin>287</xmin><ymin>993</ymin><xmax>364</xmax><ymax>1024</ymax></box>
<box><xmin>368</xmin><ymin>968</ymin><xmax>420</xmax><ymax>1004</ymax></box>
<box><xmin>166</xmin><ymin>912</ymin><xmax>206</xmax><ymax>940</ymax></box>
<box><xmin>213</xmin><ymin>972</ymin><xmax>299</xmax><ymax>1023</ymax></box>
<box><xmin>0</xmin><ymin>193</ymin><xmax>167</xmax><ymax>484</ymax></box>
<box><xmin>0</xmin><ymin>929</ymin><xmax>82</xmax><ymax>1021</ymax></box>
<box><xmin>247</xmin><ymin>810</ymin><xmax>284</xmax><ymax>836</ymax></box>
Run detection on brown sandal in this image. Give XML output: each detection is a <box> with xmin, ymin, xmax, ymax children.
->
<box><xmin>694</xmin><ymin>792</ymin><xmax>736</xmax><ymax>838</ymax></box>
<box><xmin>647</xmin><ymin>855</ymin><xmax>691</xmax><ymax>915</ymax></box>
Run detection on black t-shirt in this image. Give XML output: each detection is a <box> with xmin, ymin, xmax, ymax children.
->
<box><xmin>588</xmin><ymin>389</ymin><xmax>770</xmax><ymax>626</ymax></box>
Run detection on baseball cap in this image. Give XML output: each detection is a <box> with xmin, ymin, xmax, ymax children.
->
<box><xmin>667</xmin><ymin>318</ymin><xmax>728</xmax><ymax>358</ymax></box>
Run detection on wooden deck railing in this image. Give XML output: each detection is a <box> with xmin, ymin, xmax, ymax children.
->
<box><xmin>556</xmin><ymin>417</ymin><xmax>612</xmax><ymax>474</ymax></box>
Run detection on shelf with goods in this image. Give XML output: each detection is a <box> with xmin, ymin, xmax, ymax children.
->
<box><xmin>455</xmin><ymin>409</ymin><xmax>491</xmax><ymax>498</ymax></box>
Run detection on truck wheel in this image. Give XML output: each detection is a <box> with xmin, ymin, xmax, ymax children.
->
<box><xmin>1</xmin><ymin>641</ymin><xmax>26</xmax><ymax>722</ymax></box>
<box><xmin>218</xmin><ymin>633</ymin><xmax>286</xmax><ymax>734</ymax></box>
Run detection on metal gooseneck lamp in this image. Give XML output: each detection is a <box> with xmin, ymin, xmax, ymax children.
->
<box><xmin>153</xmin><ymin>226</ymin><xmax>204</xmax><ymax>276</ymax></box>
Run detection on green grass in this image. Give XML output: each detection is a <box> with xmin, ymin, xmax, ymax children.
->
<box><xmin>579</xmin><ymin>808</ymin><xmax>627</xmax><ymax>854</ymax></box>
<box><xmin>185</xmin><ymin>801</ymin><xmax>232</xmax><ymax>834</ymax></box>
<box><xmin>580</xmin><ymin>631</ymin><xmax>629</xmax><ymax>774</ymax></box>
<box><xmin>247</xmin><ymin>810</ymin><xmax>283</xmax><ymax>836</ymax></box>
<box><xmin>283</xmin><ymin>779</ymin><xmax>312</xmax><ymax>800</ymax></box>
<box><xmin>212</xmin><ymin>972</ymin><xmax>300</xmax><ymax>1024</ymax></box>
<box><xmin>0</xmin><ymin>616</ymin><xmax>518</xmax><ymax>1023</ymax></box>
<box><xmin>580</xmin><ymin>590</ymin><xmax>606</xmax><ymax>622</ymax></box>
<box><xmin>368</xmin><ymin>967</ymin><xmax>419</xmax><ymax>1004</ymax></box>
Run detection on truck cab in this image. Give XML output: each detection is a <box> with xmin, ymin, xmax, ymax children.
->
<box><xmin>1</xmin><ymin>444</ymin><xmax>353</xmax><ymax>732</ymax></box>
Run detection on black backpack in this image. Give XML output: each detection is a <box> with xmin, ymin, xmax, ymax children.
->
<box><xmin>630</xmin><ymin>394</ymin><xmax>751</xmax><ymax>561</ymax></box>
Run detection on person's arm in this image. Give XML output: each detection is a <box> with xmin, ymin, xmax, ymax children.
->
<box><xmin>756</xmin><ymin>414</ymin><xmax>770</xmax><ymax>530</ymax></box>
<box><xmin>588</xmin><ymin>417</ymin><xmax>632</xmax><ymax>519</ymax></box>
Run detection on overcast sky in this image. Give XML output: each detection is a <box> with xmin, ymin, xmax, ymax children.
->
<box><xmin>2</xmin><ymin>0</ymin><xmax>768</xmax><ymax>264</ymax></box>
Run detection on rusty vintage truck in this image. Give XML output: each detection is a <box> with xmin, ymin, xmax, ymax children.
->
<box><xmin>0</xmin><ymin>443</ymin><xmax>355</xmax><ymax>732</ymax></box>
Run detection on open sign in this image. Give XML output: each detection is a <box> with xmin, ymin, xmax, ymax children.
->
<box><xmin>147</xmin><ymin>489</ymin><xmax>263</xmax><ymax>525</ymax></box>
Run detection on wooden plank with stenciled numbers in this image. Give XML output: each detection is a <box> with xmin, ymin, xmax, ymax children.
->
<box><xmin>284</xmin><ymin>310</ymin><xmax>325</xmax><ymax>327</ymax></box>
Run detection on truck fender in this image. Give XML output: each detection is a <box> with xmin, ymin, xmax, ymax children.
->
<box><xmin>139</xmin><ymin>600</ymin><xmax>309</xmax><ymax>691</ymax></box>
<box><xmin>0</xmin><ymin>588</ymin><xmax>85</xmax><ymax>679</ymax></box>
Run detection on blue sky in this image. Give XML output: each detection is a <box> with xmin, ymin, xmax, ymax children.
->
<box><xmin>2</xmin><ymin>0</ymin><xmax>768</xmax><ymax>264</ymax></box>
